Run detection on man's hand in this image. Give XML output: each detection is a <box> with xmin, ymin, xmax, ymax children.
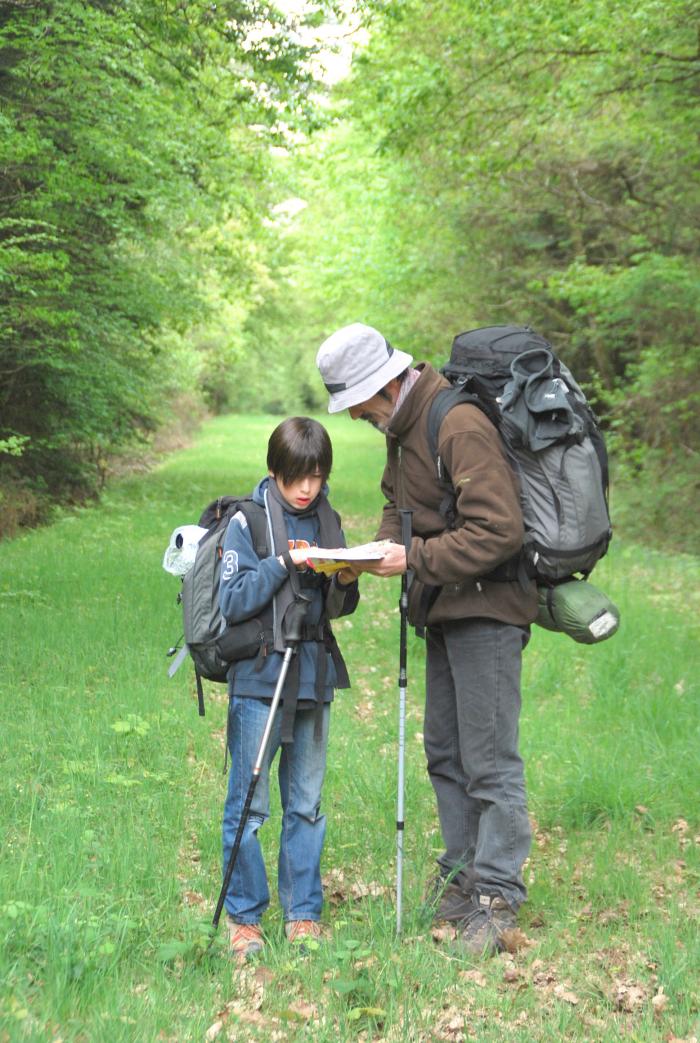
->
<box><xmin>360</xmin><ymin>542</ymin><xmax>407</xmax><ymax>577</ymax></box>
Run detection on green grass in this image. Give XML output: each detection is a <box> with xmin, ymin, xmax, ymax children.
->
<box><xmin>1</xmin><ymin>413</ymin><xmax>698</xmax><ymax>1042</ymax></box>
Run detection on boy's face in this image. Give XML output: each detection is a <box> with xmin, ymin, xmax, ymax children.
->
<box><xmin>273</xmin><ymin>470</ymin><xmax>324</xmax><ymax>510</ymax></box>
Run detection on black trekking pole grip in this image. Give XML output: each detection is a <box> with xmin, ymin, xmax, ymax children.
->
<box><xmin>283</xmin><ymin>592</ymin><xmax>312</xmax><ymax>644</ymax></box>
<box><xmin>399</xmin><ymin>507</ymin><xmax>414</xmax><ymax>668</ymax></box>
<box><xmin>397</xmin><ymin>508</ymin><xmax>413</xmax><ymax>691</ymax></box>
<box><xmin>400</xmin><ymin>510</ymin><xmax>413</xmax><ymax>582</ymax></box>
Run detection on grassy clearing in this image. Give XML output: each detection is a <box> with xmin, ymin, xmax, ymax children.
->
<box><xmin>1</xmin><ymin>413</ymin><xmax>698</xmax><ymax>1042</ymax></box>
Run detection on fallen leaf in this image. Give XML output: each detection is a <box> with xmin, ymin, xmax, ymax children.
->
<box><xmin>597</xmin><ymin>901</ymin><xmax>630</xmax><ymax>925</ymax></box>
<box><xmin>459</xmin><ymin>969</ymin><xmax>486</xmax><ymax>987</ymax></box>
<box><xmin>500</xmin><ymin>927</ymin><xmax>533</xmax><ymax>953</ymax></box>
<box><xmin>350</xmin><ymin>880</ymin><xmax>390</xmax><ymax>900</ymax></box>
<box><xmin>533</xmin><ymin>966</ymin><xmax>558</xmax><ymax>988</ymax></box>
<box><xmin>553</xmin><ymin>984</ymin><xmax>580</xmax><ymax>1006</ymax></box>
<box><xmin>235</xmin><ymin>1009</ymin><xmax>268</xmax><ymax>1025</ymax></box>
<box><xmin>652</xmin><ymin>986</ymin><xmax>668</xmax><ymax>1016</ymax></box>
<box><xmin>355</xmin><ymin>700</ymin><xmax>374</xmax><ymax>721</ymax></box>
<box><xmin>431</xmin><ymin>923</ymin><xmax>458</xmax><ymax>944</ymax></box>
<box><xmin>253</xmin><ymin>965</ymin><xmax>275</xmax><ymax>985</ymax></box>
<box><xmin>432</xmin><ymin>1008</ymin><xmax>467</xmax><ymax>1040</ymax></box>
<box><xmin>181</xmin><ymin>890</ymin><xmax>206</xmax><ymax>907</ymax></box>
<box><xmin>614</xmin><ymin>981</ymin><xmax>647</xmax><ymax>1011</ymax></box>
<box><xmin>286</xmin><ymin>1000</ymin><xmax>317</xmax><ymax>1021</ymax></box>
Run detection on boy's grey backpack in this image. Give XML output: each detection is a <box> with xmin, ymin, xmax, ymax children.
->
<box><xmin>168</xmin><ymin>495</ymin><xmax>267</xmax><ymax>715</ymax></box>
<box><xmin>427</xmin><ymin>325</ymin><xmax>612</xmax><ymax>586</ymax></box>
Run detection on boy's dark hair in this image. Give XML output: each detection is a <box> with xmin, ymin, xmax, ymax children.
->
<box><xmin>267</xmin><ymin>417</ymin><xmax>333</xmax><ymax>485</ymax></box>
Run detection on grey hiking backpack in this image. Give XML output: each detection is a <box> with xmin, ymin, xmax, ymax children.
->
<box><xmin>427</xmin><ymin>325</ymin><xmax>613</xmax><ymax>586</ymax></box>
<box><xmin>167</xmin><ymin>495</ymin><xmax>268</xmax><ymax>715</ymax></box>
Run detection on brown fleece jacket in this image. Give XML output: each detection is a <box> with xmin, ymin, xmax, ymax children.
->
<box><xmin>375</xmin><ymin>363</ymin><xmax>538</xmax><ymax>627</ymax></box>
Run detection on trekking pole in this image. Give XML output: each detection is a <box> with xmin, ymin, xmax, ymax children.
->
<box><xmin>211</xmin><ymin>592</ymin><xmax>311</xmax><ymax>933</ymax></box>
<box><xmin>396</xmin><ymin>508</ymin><xmax>413</xmax><ymax>936</ymax></box>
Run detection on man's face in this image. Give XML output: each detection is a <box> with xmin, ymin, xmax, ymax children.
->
<box><xmin>347</xmin><ymin>379</ymin><xmax>399</xmax><ymax>433</ymax></box>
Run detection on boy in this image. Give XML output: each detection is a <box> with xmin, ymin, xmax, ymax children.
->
<box><xmin>219</xmin><ymin>417</ymin><xmax>359</xmax><ymax>959</ymax></box>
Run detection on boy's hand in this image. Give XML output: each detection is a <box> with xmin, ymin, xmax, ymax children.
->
<box><xmin>336</xmin><ymin>566</ymin><xmax>360</xmax><ymax>585</ymax></box>
<box><xmin>288</xmin><ymin>548</ymin><xmax>311</xmax><ymax>569</ymax></box>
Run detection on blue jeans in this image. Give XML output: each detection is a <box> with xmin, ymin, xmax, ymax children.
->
<box><xmin>222</xmin><ymin>696</ymin><xmax>330</xmax><ymax>924</ymax></box>
<box><xmin>424</xmin><ymin>618</ymin><xmax>531</xmax><ymax>910</ymax></box>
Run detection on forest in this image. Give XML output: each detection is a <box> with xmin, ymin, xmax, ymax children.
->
<box><xmin>1</xmin><ymin>5</ymin><xmax>699</xmax><ymax>1039</ymax></box>
<box><xmin>1</xmin><ymin>0</ymin><xmax>699</xmax><ymax>549</ymax></box>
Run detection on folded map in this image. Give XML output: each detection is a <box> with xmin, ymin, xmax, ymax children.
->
<box><xmin>305</xmin><ymin>540</ymin><xmax>391</xmax><ymax>575</ymax></box>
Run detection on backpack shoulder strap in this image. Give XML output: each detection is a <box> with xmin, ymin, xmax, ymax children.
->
<box><xmin>427</xmin><ymin>386</ymin><xmax>497</xmax><ymax>483</ymax></box>
<box><xmin>197</xmin><ymin>495</ymin><xmax>268</xmax><ymax>557</ymax></box>
<box><xmin>234</xmin><ymin>498</ymin><xmax>268</xmax><ymax>558</ymax></box>
<box><xmin>424</xmin><ymin>387</ymin><xmax>523</xmax><ymax>584</ymax></box>
<box><xmin>198</xmin><ymin>495</ymin><xmax>243</xmax><ymax>529</ymax></box>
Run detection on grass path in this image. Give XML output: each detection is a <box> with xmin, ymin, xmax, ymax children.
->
<box><xmin>1</xmin><ymin>413</ymin><xmax>698</xmax><ymax>1042</ymax></box>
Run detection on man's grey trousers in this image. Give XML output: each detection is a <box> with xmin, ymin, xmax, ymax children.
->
<box><xmin>424</xmin><ymin>617</ymin><xmax>531</xmax><ymax>910</ymax></box>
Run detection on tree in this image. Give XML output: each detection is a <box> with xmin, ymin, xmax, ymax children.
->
<box><xmin>0</xmin><ymin>0</ymin><xmax>319</xmax><ymax>518</ymax></box>
<box><xmin>272</xmin><ymin>0</ymin><xmax>700</xmax><ymax>547</ymax></box>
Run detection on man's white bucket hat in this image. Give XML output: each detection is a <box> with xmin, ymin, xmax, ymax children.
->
<box><xmin>316</xmin><ymin>323</ymin><xmax>413</xmax><ymax>414</ymax></box>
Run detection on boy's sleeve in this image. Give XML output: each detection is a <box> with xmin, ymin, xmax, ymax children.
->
<box><xmin>324</xmin><ymin>518</ymin><xmax>360</xmax><ymax>619</ymax></box>
<box><xmin>325</xmin><ymin>572</ymin><xmax>360</xmax><ymax>619</ymax></box>
<box><xmin>219</xmin><ymin>511</ymin><xmax>288</xmax><ymax>624</ymax></box>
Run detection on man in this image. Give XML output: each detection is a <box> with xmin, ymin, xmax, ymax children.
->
<box><xmin>315</xmin><ymin>322</ymin><xmax>538</xmax><ymax>957</ymax></box>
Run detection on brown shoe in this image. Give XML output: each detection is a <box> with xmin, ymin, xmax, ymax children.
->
<box><xmin>227</xmin><ymin>919</ymin><xmax>264</xmax><ymax>960</ymax></box>
<box><xmin>455</xmin><ymin>893</ymin><xmax>517</xmax><ymax>958</ymax></box>
<box><xmin>284</xmin><ymin>919</ymin><xmax>323</xmax><ymax>947</ymax></box>
<box><xmin>424</xmin><ymin>874</ymin><xmax>474</xmax><ymax>923</ymax></box>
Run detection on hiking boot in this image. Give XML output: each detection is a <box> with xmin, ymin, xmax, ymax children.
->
<box><xmin>226</xmin><ymin>918</ymin><xmax>264</xmax><ymax>960</ymax></box>
<box><xmin>424</xmin><ymin>873</ymin><xmax>474</xmax><ymax>923</ymax></box>
<box><xmin>455</xmin><ymin>893</ymin><xmax>517</xmax><ymax>958</ymax></box>
<box><xmin>284</xmin><ymin>919</ymin><xmax>323</xmax><ymax>951</ymax></box>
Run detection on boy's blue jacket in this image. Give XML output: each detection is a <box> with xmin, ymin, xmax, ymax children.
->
<box><xmin>219</xmin><ymin>476</ymin><xmax>359</xmax><ymax>701</ymax></box>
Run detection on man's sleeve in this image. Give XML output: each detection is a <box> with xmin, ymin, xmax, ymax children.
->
<box><xmin>408</xmin><ymin>416</ymin><xmax>524</xmax><ymax>585</ymax></box>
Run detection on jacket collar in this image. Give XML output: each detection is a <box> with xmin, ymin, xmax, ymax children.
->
<box><xmin>386</xmin><ymin>363</ymin><xmax>447</xmax><ymax>439</ymax></box>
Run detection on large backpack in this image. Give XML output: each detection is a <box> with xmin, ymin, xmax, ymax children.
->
<box><xmin>167</xmin><ymin>495</ymin><xmax>268</xmax><ymax>715</ymax></box>
<box><xmin>427</xmin><ymin>325</ymin><xmax>612</xmax><ymax>586</ymax></box>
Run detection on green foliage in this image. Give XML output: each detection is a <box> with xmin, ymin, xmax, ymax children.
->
<box><xmin>271</xmin><ymin>0</ymin><xmax>700</xmax><ymax>549</ymax></box>
<box><xmin>0</xmin><ymin>0</ymin><xmax>319</xmax><ymax>509</ymax></box>
<box><xmin>3</xmin><ymin>0</ymin><xmax>699</xmax><ymax>552</ymax></box>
